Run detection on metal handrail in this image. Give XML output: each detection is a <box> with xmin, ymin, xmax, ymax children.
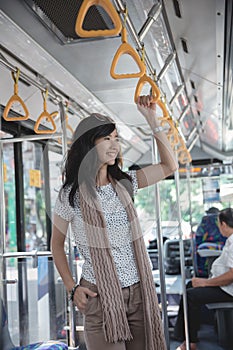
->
<box><xmin>0</xmin><ymin>57</ymin><xmax>61</xmax><ymax>102</ymax></box>
<box><xmin>2</xmin><ymin>250</ymin><xmax>52</xmax><ymax>259</ymax></box>
<box><xmin>0</xmin><ymin>133</ymin><xmax>62</xmax><ymax>144</ymax></box>
<box><xmin>151</xmin><ymin>135</ymin><xmax>170</xmax><ymax>349</ymax></box>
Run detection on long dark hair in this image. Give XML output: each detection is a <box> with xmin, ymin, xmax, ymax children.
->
<box><xmin>219</xmin><ymin>208</ymin><xmax>233</xmax><ymax>228</ymax></box>
<box><xmin>61</xmin><ymin>113</ymin><xmax>133</xmax><ymax>207</ymax></box>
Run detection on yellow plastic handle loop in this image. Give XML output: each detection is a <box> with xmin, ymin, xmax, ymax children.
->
<box><xmin>161</xmin><ymin>118</ymin><xmax>179</xmax><ymax>146</ymax></box>
<box><xmin>3</xmin><ymin>69</ymin><xmax>29</xmax><ymax>121</ymax></box>
<box><xmin>34</xmin><ymin>90</ymin><xmax>57</xmax><ymax>134</ymax></box>
<box><xmin>178</xmin><ymin>150</ymin><xmax>192</xmax><ymax>164</ymax></box>
<box><xmin>168</xmin><ymin>130</ymin><xmax>180</xmax><ymax>147</ymax></box>
<box><xmin>134</xmin><ymin>74</ymin><xmax>161</xmax><ymax>103</ymax></box>
<box><xmin>75</xmin><ymin>0</ymin><xmax>122</xmax><ymax>37</ymax></box>
<box><xmin>176</xmin><ymin>136</ymin><xmax>187</xmax><ymax>153</ymax></box>
<box><xmin>160</xmin><ymin>118</ymin><xmax>174</xmax><ymax>129</ymax></box>
<box><xmin>12</xmin><ymin>69</ymin><xmax>20</xmax><ymax>94</ymax></box>
<box><xmin>155</xmin><ymin>99</ymin><xmax>169</xmax><ymax>119</ymax></box>
<box><xmin>66</xmin><ymin>124</ymin><xmax>74</xmax><ymax>144</ymax></box>
<box><xmin>110</xmin><ymin>28</ymin><xmax>146</xmax><ymax>79</ymax></box>
<box><xmin>42</xmin><ymin>89</ymin><xmax>49</xmax><ymax>112</ymax></box>
<box><xmin>34</xmin><ymin>111</ymin><xmax>58</xmax><ymax>134</ymax></box>
<box><xmin>121</xmin><ymin>26</ymin><xmax>127</xmax><ymax>43</ymax></box>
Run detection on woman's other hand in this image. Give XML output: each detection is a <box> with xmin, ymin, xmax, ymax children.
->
<box><xmin>73</xmin><ymin>286</ymin><xmax>97</xmax><ymax>313</ymax></box>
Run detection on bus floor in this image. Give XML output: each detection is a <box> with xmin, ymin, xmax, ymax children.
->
<box><xmin>169</xmin><ymin>324</ymin><xmax>225</xmax><ymax>350</ymax></box>
<box><xmin>76</xmin><ymin>271</ymin><xmax>228</xmax><ymax>350</ymax></box>
<box><xmin>154</xmin><ymin>270</ymin><xmax>227</xmax><ymax>350</ymax></box>
<box><xmin>77</xmin><ymin>323</ymin><xmax>225</xmax><ymax>350</ymax></box>
<box><xmin>76</xmin><ymin>315</ymin><xmax>226</xmax><ymax>350</ymax></box>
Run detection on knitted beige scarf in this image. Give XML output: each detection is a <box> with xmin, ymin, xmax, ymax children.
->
<box><xmin>79</xmin><ymin>178</ymin><xmax>166</xmax><ymax>350</ymax></box>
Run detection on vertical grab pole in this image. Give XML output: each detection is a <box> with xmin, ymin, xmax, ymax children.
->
<box><xmin>185</xmin><ymin>164</ymin><xmax>196</xmax><ymax>276</ymax></box>
<box><xmin>0</xmin><ymin>138</ymin><xmax>5</xmax><ymax>349</ymax></box>
<box><xmin>0</xmin><ymin>112</ymin><xmax>6</xmax><ymax>301</ymax></box>
<box><xmin>58</xmin><ymin>101</ymin><xmax>78</xmax><ymax>349</ymax></box>
<box><xmin>174</xmin><ymin>164</ymin><xmax>190</xmax><ymax>350</ymax></box>
<box><xmin>151</xmin><ymin>136</ymin><xmax>170</xmax><ymax>349</ymax></box>
<box><xmin>186</xmin><ymin>164</ymin><xmax>193</xmax><ymax>232</ymax></box>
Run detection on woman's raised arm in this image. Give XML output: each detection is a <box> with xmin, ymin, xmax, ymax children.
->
<box><xmin>136</xmin><ymin>95</ymin><xmax>178</xmax><ymax>189</ymax></box>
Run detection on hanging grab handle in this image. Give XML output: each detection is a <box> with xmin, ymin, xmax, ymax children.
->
<box><xmin>168</xmin><ymin>120</ymin><xmax>180</xmax><ymax>147</ymax></box>
<box><xmin>176</xmin><ymin>135</ymin><xmax>192</xmax><ymax>163</ymax></box>
<box><xmin>156</xmin><ymin>100</ymin><xmax>170</xmax><ymax>120</ymax></box>
<box><xmin>166</xmin><ymin>126</ymin><xmax>180</xmax><ymax>147</ymax></box>
<box><xmin>75</xmin><ymin>0</ymin><xmax>122</xmax><ymax>37</ymax></box>
<box><xmin>178</xmin><ymin>150</ymin><xmax>192</xmax><ymax>164</ymax></box>
<box><xmin>160</xmin><ymin>116</ymin><xmax>180</xmax><ymax>148</ymax></box>
<box><xmin>110</xmin><ymin>27</ymin><xmax>146</xmax><ymax>79</ymax></box>
<box><xmin>134</xmin><ymin>74</ymin><xmax>160</xmax><ymax>103</ymax></box>
<box><xmin>176</xmin><ymin>135</ymin><xmax>187</xmax><ymax>153</ymax></box>
<box><xmin>34</xmin><ymin>89</ymin><xmax>57</xmax><ymax>134</ymax></box>
<box><xmin>58</xmin><ymin>105</ymin><xmax>74</xmax><ymax>145</ymax></box>
<box><xmin>3</xmin><ymin>69</ymin><xmax>29</xmax><ymax>121</ymax></box>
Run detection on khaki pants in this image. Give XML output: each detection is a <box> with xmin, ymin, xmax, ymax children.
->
<box><xmin>80</xmin><ymin>279</ymin><xmax>145</xmax><ymax>350</ymax></box>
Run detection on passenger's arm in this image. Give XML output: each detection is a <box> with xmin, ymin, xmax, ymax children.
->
<box><xmin>51</xmin><ymin>214</ymin><xmax>75</xmax><ymax>292</ymax></box>
<box><xmin>192</xmin><ymin>268</ymin><xmax>233</xmax><ymax>287</ymax></box>
<box><xmin>136</xmin><ymin>95</ymin><xmax>178</xmax><ymax>189</ymax></box>
<box><xmin>51</xmin><ymin>214</ymin><xmax>97</xmax><ymax>312</ymax></box>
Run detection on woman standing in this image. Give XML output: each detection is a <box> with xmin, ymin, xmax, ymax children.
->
<box><xmin>51</xmin><ymin>95</ymin><xmax>177</xmax><ymax>350</ymax></box>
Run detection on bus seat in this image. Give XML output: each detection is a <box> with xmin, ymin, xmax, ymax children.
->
<box><xmin>163</xmin><ymin>239</ymin><xmax>192</xmax><ymax>275</ymax></box>
<box><xmin>193</xmin><ymin>213</ymin><xmax>226</xmax><ymax>277</ymax></box>
<box><xmin>206</xmin><ymin>302</ymin><xmax>233</xmax><ymax>348</ymax></box>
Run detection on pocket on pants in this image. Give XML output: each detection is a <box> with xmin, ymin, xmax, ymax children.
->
<box><xmin>132</xmin><ymin>282</ymin><xmax>142</xmax><ymax>305</ymax></box>
<box><xmin>84</xmin><ymin>294</ymin><xmax>103</xmax><ymax>331</ymax></box>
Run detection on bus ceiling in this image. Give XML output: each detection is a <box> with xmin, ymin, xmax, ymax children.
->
<box><xmin>0</xmin><ymin>0</ymin><xmax>233</xmax><ymax>165</ymax></box>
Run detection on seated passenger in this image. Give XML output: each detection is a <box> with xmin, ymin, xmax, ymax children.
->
<box><xmin>174</xmin><ymin>208</ymin><xmax>233</xmax><ymax>350</ymax></box>
<box><xmin>194</xmin><ymin>207</ymin><xmax>226</xmax><ymax>277</ymax></box>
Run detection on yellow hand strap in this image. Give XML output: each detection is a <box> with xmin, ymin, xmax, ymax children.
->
<box><xmin>134</xmin><ymin>74</ymin><xmax>160</xmax><ymax>103</ymax></box>
<box><xmin>110</xmin><ymin>27</ymin><xmax>146</xmax><ymax>79</ymax></box>
<box><xmin>34</xmin><ymin>89</ymin><xmax>57</xmax><ymax>134</ymax></box>
<box><xmin>75</xmin><ymin>0</ymin><xmax>122</xmax><ymax>37</ymax></box>
<box><xmin>3</xmin><ymin>68</ymin><xmax>29</xmax><ymax>121</ymax></box>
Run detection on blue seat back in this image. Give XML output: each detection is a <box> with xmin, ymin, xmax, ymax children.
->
<box><xmin>193</xmin><ymin>214</ymin><xmax>226</xmax><ymax>277</ymax></box>
<box><xmin>15</xmin><ymin>341</ymin><xmax>68</xmax><ymax>349</ymax></box>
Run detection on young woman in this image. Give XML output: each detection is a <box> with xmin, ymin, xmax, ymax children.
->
<box><xmin>51</xmin><ymin>95</ymin><xmax>177</xmax><ymax>350</ymax></box>
<box><xmin>174</xmin><ymin>208</ymin><xmax>233</xmax><ymax>350</ymax></box>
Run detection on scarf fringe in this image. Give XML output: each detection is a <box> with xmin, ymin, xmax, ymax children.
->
<box><xmin>103</xmin><ymin>307</ymin><xmax>133</xmax><ymax>343</ymax></box>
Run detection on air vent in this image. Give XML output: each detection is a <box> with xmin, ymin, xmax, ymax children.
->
<box><xmin>24</xmin><ymin>0</ymin><xmax>118</xmax><ymax>43</ymax></box>
<box><xmin>194</xmin><ymin>95</ymin><xmax>198</xmax><ymax>103</ymax></box>
<box><xmin>172</xmin><ymin>0</ymin><xmax>182</xmax><ymax>18</ymax></box>
<box><xmin>190</xmin><ymin>80</ymin><xmax>196</xmax><ymax>89</ymax></box>
<box><xmin>181</xmin><ymin>37</ymin><xmax>189</xmax><ymax>53</ymax></box>
<box><xmin>197</xmin><ymin>110</ymin><xmax>200</xmax><ymax>116</ymax></box>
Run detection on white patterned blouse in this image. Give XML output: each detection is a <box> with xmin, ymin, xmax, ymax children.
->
<box><xmin>53</xmin><ymin>170</ymin><xmax>141</xmax><ymax>288</ymax></box>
